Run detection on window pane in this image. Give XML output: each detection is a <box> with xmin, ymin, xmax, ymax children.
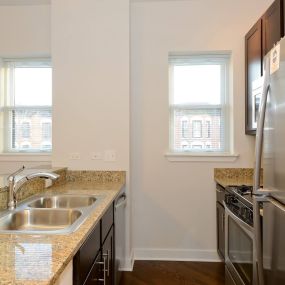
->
<box><xmin>7</xmin><ymin>108</ymin><xmax>52</xmax><ymax>152</ymax></box>
<box><xmin>173</xmin><ymin>108</ymin><xmax>223</xmax><ymax>152</ymax></box>
<box><xmin>14</xmin><ymin>67</ymin><xmax>52</xmax><ymax>106</ymax></box>
<box><xmin>172</xmin><ymin>65</ymin><xmax>221</xmax><ymax>105</ymax></box>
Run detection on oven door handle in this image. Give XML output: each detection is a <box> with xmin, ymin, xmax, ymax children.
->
<box><xmin>223</xmin><ymin>201</ymin><xmax>254</xmax><ymax>237</ymax></box>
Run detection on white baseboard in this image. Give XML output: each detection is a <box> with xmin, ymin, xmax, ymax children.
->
<box><xmin>119</xmin><ymin>249</ymin><xmax>135</xmax><ymax>271</ymax></box>
<box><xmin>133</xmin><ymin>248</ymin><xmax>222</xmax><ymax>262</ymax></box>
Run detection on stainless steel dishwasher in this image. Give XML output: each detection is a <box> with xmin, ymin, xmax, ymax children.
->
<box><xmin>114</xmin><ymin>188</ymin><xmax>127</xmax><ymax>285</ymax></box>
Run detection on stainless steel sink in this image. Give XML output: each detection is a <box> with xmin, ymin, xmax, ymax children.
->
<box><xmin>28</xmin><ymin>195</ymin><xmax>96</xmax><ymax>209</ymax></box>
<box><xmin>0</xmin><ymin>209</ymin><xmax>82</xmax><ymax>232</ymax></box>
<box><xmin>0</xmin><ymin>193</ymin><xmax>104</xmax><ymax>234</ymax></box>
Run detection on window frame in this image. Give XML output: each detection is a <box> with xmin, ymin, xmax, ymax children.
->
<box><xmin>0</xmin><ymin>58</ymin><xmax>52</xmax><ymax>154</ymax></box>
<box><xmin>168</xmin><ymin>53</ymin><xmax>231</xmax><ymax>155</ymax></box>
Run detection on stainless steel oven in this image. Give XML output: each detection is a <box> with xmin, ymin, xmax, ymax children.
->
<box><xmin>223</xmin><ymin>185</ymin><xmax>258</xmax><ymax>285</ymax></box>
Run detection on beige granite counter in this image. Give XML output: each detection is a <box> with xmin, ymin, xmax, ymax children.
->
<box><xmin>0</xmin><ymin>171</ymin><xmax>125</xmax><ymax>285</ymax></box>
<box><xmin>214</xmin><ymin>168</ymin><xmax>263</xmax><ymax>188</ymax></box>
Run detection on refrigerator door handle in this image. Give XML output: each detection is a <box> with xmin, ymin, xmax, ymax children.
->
<box><xmin>253</xmin><ymin>55</ymin><xmax>271</xmax><ymax>285</ymax></box>
<box><xmin>254</xmin><ymin>55</ymin><xmax>270</xmax><ymax>194</ymax></box>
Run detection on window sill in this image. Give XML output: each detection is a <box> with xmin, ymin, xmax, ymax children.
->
<box><xmin>165</xmin><ymin>152</ymin><xmax>239</xmax><ymax>162</ymax></box>
<box><xmin>0</xmin><ymin>153</ymin><xmax>52</xmax><ymax>162</ymax></box>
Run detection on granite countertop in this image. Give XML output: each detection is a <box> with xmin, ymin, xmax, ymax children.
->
<box><xmin>214</xmin><ymin>168</ymin><xmax>262</xmax><ymax>188</ymax></box>
<box><xmin>0</xmin><ymin>179</ymin><xmax>125</xmax><ymax>285</ymax></box>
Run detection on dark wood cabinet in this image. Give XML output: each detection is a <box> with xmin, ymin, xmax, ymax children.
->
<box><xmin>262</xmin><ymin>0</ymin><xmax>284</xmax><ymax>56</ymax></box>
<box><xmin>245</xmin><ymin>0</ymin><xmax>284</xmax><ymax>135</ymax></box>
<box><xmin>245</xmin><ymin>19</ymin><xmax>263</xmax><ymax>135</ymax></box>
<box><xmin>84</xmin><ymin>254</ymin><xmax>103</xmax><ymax>285</ymax></box>
<box><xmin>216</xmin><ymin>185</ymin><xmax>225</xmax><ymax>260</ymax></box>
<box><xmin>84</xmin><ymin>227</ymin><xmax>114</xmax><ymax>285</ymax></box>
<box><xmin>73</xmin><ymin>223</ymin><xmax>101</xmax><ymax>285</ymax></box>
<box><xmin>73</xmin><ymin>203</ymin><xmax>115</xmax><ymax>285</ymax></box>
<box><xmin>102</xmin><ymin>227</ymin><xmax>114</xmax><ymax>285</ymax></box>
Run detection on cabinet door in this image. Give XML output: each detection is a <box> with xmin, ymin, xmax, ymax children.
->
<box><xmin>73</xmin><ymin>223</ymin><xmax>101</xmax><ymax>285</ymax></box>
<box><xmin>84</xmin><ymin>253</ymin><xmax>103</xmax><ymax>285</ymax></box>
<box><xmin>245</xmin><ymin>19</ymin><xmax>262</xmax><ymax>135</ymax></box>
<box><xmin>102</xmin><ymin>226</ymin><xmax>114</xmax><ymax>285</ymax></box>
<box><xmin>216</xmin><ymin>202</ymin><xmax>225</xmax><ymax>260</ymax></box>
<box><xmin>262</xmin><ymin>0</ymin><xmax>283</xmax><ymax>57</ymax></box>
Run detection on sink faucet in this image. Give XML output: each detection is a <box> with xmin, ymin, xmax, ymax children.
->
<box><xmin>7</xmin><ymin>166</ymin><xmax>60</xmax><ymax>210</ymax></box>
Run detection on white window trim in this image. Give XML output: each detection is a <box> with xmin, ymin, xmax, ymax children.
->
<box><xmin>168</xmin><ymin>53</ymin><xmax>232</xmax><ymax>155</ymax></box>
<box><xmin>165</xmin><ymin>152</ymin><xmax>239</xmax><ymax>162</ymax></box>
<box><xmin>0</xmin><ymin>153</ymin><xmax>51</xmax><ymax>162</ymax></box>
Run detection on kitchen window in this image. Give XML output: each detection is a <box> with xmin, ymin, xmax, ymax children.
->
<box><xmin>0</xmin><ymin>59</ymin><xmax>52</xmax><ymax>153</ymax></box>
<box><xmin>169</xmin><ymin>53</ymin><xmax>230</xmax><ymax>154</ymax></box>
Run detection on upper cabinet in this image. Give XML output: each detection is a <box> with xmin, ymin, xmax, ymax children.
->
<box><xmin>262</xmin><ymin>0</ymin><xmax>284</xmax><ymax>57</ymax></box>
<box><xmin>245</xmin><ymin>19</ymin><xmax>263</xmax><ymax>135</ymax></box>
<box><xmin>245</xmin><ymin>0</ymin><xmax>285</xmax><ymax>135</ymax></box>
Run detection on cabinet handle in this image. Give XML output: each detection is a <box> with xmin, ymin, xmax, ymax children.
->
<box><xmin>93</xmin><ymin>257</ymin><xmax>106</xmax><ymax>285</ymax></box>
<box><xmin>216</xmin><ymin>188</ymin><xmax>223</xmax><ymax>193</ymax></box>
<box><xmin>103</xmin><ymin>250</ymin><xmax>110</xmax><ymax>277</ymax></box>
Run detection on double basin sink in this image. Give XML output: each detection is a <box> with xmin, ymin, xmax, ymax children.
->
<box><xmin>0</xmin><ymin>194</ymin><xmax>104</xmax><ymax>235</ymax></box>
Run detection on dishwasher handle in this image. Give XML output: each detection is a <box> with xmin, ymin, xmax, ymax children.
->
<box><xmin>115</xmin><ymin>193</ymin><xmax>127</xmax><ymax>209</ymax></box>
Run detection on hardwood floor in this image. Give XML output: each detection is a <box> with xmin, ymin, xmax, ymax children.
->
<box><xmin>120</xmin><ymin>261</ymin><xmax>225</xmax><ymax>285</ymax></box>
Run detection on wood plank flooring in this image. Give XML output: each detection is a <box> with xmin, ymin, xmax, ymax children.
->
<box><xmin>120</xmin><ymin>261</ymin><xmax>225</xmax><ymax>285</ymax></box>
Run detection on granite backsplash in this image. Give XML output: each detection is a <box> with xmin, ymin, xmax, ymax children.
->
<box><xmin>0</xmin><ymin>169</ymin><xmax>125</xmax><ymax>211</ymax></box>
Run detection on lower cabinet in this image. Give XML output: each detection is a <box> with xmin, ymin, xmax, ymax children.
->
<box><xmin>102</xmin><ymin>226</ymin><xmax>114</xmax><ymax>285</ymax></box>
<box><xmin>73</xmin><ymin>202</ymin><xmax>115</xmax><ymax>285</ymax></box>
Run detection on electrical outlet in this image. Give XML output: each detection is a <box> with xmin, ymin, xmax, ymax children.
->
<box><xmin>91</xmin><ymin>152</ymin><xmax>102</xmax><ymax>160</ymax></box>
<box><xmin>69</xmin><ymin>153</ymin><xmax>80</xmax><ymax>160</ymax></box>
<box><xmin>104</xmin><ymin>150</ymin><xmax>116</xmax><ymax>162</ymax></box>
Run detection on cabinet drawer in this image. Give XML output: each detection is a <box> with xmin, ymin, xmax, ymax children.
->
<box><xmin>101</xmin><ymin>203</ymin><xmax>114</xmax><ymax>243</ymax></box>
<box><xmin>73</xmin><ymin>222</ymin><xmax>101</xmax><ymax>285</ymax></box>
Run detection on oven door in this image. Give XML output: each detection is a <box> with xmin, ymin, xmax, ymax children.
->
<box><xmin>224</xmin><ymin>202</ymin><xmax>257</xmax><ymax>285</ymax></box>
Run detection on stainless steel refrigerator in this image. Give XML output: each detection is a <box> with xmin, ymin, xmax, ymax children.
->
<box><xmin>253</xmin><ymin>36</ymin><xmax>285</xmax><ymax>285</ymax></box>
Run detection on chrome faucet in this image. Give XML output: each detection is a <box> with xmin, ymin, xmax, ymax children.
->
<box><xmin>7</xmin><ymin>166</ymin><xmax>59</xmax><ymax>210</ymax></box>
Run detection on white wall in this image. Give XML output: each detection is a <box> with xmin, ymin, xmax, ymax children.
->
<box><xmin>0</xmin><ymin>4</ymin><xmax>50</xmax><ymax>57</ymax></box>
<box><xmin>130</xmin><ymin>0</ymin><xmax>273</xmax><ymax>261</ymax></box>
<box><xmin>0</xmin><ymin>4</ymin><xmax>51</xmax><ymax>174</ymax></box>
<box><xmin>51</xmin><ymin>0</ymin><xmax>130</xmax><ymax>171</ymax></box>
<box><xmin>51</xmin><ymin>0</ymin><xmax>132</xmax><ymax>268</ymax></box>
